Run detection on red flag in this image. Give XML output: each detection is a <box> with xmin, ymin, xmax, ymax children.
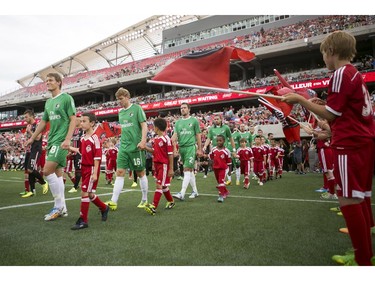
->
<box><xmin>93</xmin><ymin>123</ymin><xmax>107</xmax><ymax>143</ymax></box>
<box><xmin>102</xmin><ymin>122</ymin><xmax>115</xmax><ymax>138</ymax></box>
<box><xmin>260</xmin><ymin>86</ymin><xmax>294</xmax><ymax>116</ymax></box>
<box><xmin>152</xmin><ymin>46</ymin><xmax>255</xmax><ymax>89</ymax></box>
<box><xmin>259</xmin><ymin>97</ymin><xmax>300</xmax><ymax>143</ymax></box>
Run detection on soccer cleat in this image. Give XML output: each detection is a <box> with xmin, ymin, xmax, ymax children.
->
<box><xmin>144</xmin><ymin>204</ymin><xmax>156</xmax><ymax>216</ymax></box>
<box><xmin>259</xmin><ymin>181</ymin><xmax>264</xmax><ymax>186</ymax></box>
<box><xmin>137</xmin><ymin>200</ymin><xmax>148</xmax><ymax>208</ymax></box>
<box><xmin>225</xmin><ymin>180</ymin><xmax>232</xmax><ymax>186</ymax></box>
<box><xmin>41</xmin><ymin>182</ymin><xmax>49</xmax><ymax>194</ymax></box>
<box><xmin>101</xmin><ymin>206</ymin><xmax>109</xmax><ymax>221</ymax></box>
<box><xmin>60</xmin><ymin>207</ymin><xmax>68</xmax><ymax>217</ymax></box>
<box><xmin>330</xmin><ymin>206</ymin><xmax>340</xmax><ymax>212</ymax></box>
<box><xmin>337</xmin><ymin>212</ymin><xmax>343</xmax><ymax>216</ymax></box>
<box><xmin>339</xmin><ymin>227</ymin><xmax>349</xmax><ymax>234</ymax></box>
<box><xmin>44</xmin><ymin>207</ymin><xmax>62</xmax><ymax>221</ymax></box>
<box><xmin>332</xmin><ymin>253</ymin><xmax>355</xmax><ymax>265</ymax></box>
<box><xmin>217</xmin><ymin>196</ymin><xmax>224</xmax><ymax>203</ymax></box>
<box><xmin>131</xmin><ymin>182</ymin><xmax>138</xmax><ymax>188</ymax></box>
<box><xmin>165</xmin><ymin>201</ymin><xmax>175</xmax><ymax>209</ymax></box>
<box><xmin>315</xmin><ymin>187</ymin><xmax>328</xmax><ymax>193</ymax></box>
<box><xmin>188</xmin><ymin>192</ymin><xmax>199</xmax><ymax>199</ymax></box>
<box><xmin>19</xmin><ymin>191</ymin><xmax>28</xmax><ymax>196</ymax></box>
<box><xmin>320</xmin><ymin>192</ymin><xmax>338</xmax><ymax>200</ymax></box>
<box><xmin>177</xmin><ymin>176</ymin><xmax>183</xmax><ymax>180</ymax></box>
<box><xmin>105</xmin><ymin>201</ymin><xmax>118</xmax><ymax>211</ymax></box>
<box><xmin>203</xmin><ymin>175</ymin><xmax>207</xmax><ymax>179</ymax></box>
<box><xmin>172</xmin><ymin>192</ymin><xmax>185</xmax><ymax>201</ymax></box>
<box><xmin>21</xmin><ymin>191</ymin><xmax>34</xmax><ymax>198</ymax></box>
<box><xmin>236</xmin><ymin>180</ymin><xmax>240</xmax><ymax>186</ymax></box>
<box><xmin>71</xmin><ymin>217</ymin><xmax>88</xmax><ymax>230</ymax></box>
<box><xmin>68</xmin><ymin>187</ymin><xmax>77</xmax><ymax>193</ymax></box>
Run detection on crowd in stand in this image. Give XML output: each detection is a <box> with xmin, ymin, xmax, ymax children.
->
<box><xmin>1</xmin><ymin>15</ymin><xmax>374</xmax><ymax>102</ymax></box>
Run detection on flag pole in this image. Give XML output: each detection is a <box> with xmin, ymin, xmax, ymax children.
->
<box><xmin>147</xmin><ymin>80</ymin><xmax>284</xmax><ymax>100</ymax></box>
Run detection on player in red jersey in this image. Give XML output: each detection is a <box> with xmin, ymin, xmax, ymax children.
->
<box><xmin>69</xmin><ymin>112</ymin><xmax>109</xmax><ymax>230</ymax></box>
<box><xmin>282</xmin><ymin>31</ymin><xmax>375</xmax><ymax>265</ymax></box>
<box><xmin>251</xmin><ymin>136</ymin><xmax>267</xmax><ymax>186</ymax></box>
<box><xmin>268</xmin><ymin>139</ymin><xmax>279</xmax><ymax>180</ymax></box>
<box><xmin>274</xmin><ymin>140</ymin><xmax>284</xmax><ymax>179</ymax></box>
<box><xmin>143</xmin><ymin>118</ymin><xmax>175</xmax><ymax>215</ymax></box>
<box><xmin>209</xmin><ymin>135</ymin><xmax>232</xmax><ymax>202</ymax></box>
<box><xmin>104</xmin><ymin>138</ymin><xmax>118</xmax><ymax>185</ymax></box>
<box><xmin>237</xmin><ymin>138</ymin><xmax>253</xmax><ymax>189</ymax></box>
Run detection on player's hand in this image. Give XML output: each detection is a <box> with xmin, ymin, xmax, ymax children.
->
<box><xmin>137</xmin><ymin>140</ymin><xmax>146</xmax><ymax>150</ymax></box>
<box><xmin>61</xmin><ymin>140</ymin><xmax>70</xmax><ymax>150</ymax></box>
<box><xmin>91</xmin><ymin>174</ymin><xmax>97</xmax><ymax>182</ymax></box>
<box><xmin>24</xmin><ymin>138</ymin><xmax>34</xmax><ymax>148</ymax></box>
<box><xmin>196</xmin><ymin>149</ymin><xmax>203</xmax><ymax>158</ymax></box>
<box><xmin>167</xmin><ymin>169</ymin><xmax>174</xmax><ymax>177</ymax></box>
<box><xmin>309</xmin><ymin>97</ymin><xmax>326</xmax><ymax>105</ymax></box>
<box><xmin>281</xmin><ymin>93</ymin><xmax>304</xmax><ymax>104</ymax></box>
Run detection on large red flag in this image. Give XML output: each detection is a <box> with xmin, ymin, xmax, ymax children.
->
<box><xmin>152</xmin><ymin>46</ymin><xmax>255</xmax><ymax>89</ymax></box>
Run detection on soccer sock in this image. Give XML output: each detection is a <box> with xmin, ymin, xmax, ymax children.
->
<box><xmin>181</xmin><ymin>171</ymin><xmax>191</xmax><ymax>197</ymax></box>
<box><xmin>218</xmin><ymin>185</ymin><xmax>226</xmax><ymax>196</ymax></box>
<box><xmin>203</xmin><ymin>164</ymin><xmax>208</xmax><ymax>176</ymax></box>
<box><xmin>364</xmin><ymin>197</ymin><xmax>375</xmax><ymax>227</ymax></box>
<box><xmin>327</xmin><ymin>178</ymin><xmax>335</xmax><ymax>195</ymax></box>
<box><xmin>189</xmin><ymin>172</ymin><xmax>198</xmax><ymax>193</ymax></box>
<box><xmin>323</xmin><ymin>174</ymin><xmax>328</xmax><ymax>189</ymax></box>
<box><xmin>74</xmin><ymin>171</ymin><xmax>81</xmax><ymax>189</ymax></box>
<box><xmin>91</xmin><ymin>194</ymin><xmax>107</xmax><ymax>211</ymax></box>
<box><xmin>31</xmin><ymin>170</ymin><xmax>46</xmax><ymax>185</ymax></box>
<box><xmin>244</xmin><ymin>176</ymin><xmax>249</xmax><ymax>185</ymax></box>
<box><xmin>28</xmin><ymin>173</ymin><xmax>36</xmax><ymax>193</ymax></box>
<box><xmin>360</xmin><ymin>200</ymin><xmax>373</xmax><ymax>258</ymax></box>
<box><xmin>24</xmin><ymin>172</ymin><xmax>30</xmax><ymax>192</ymax></box>
<box><xmin>236</xmin><ymin>167</ymin><xmax>240</xmax><ymax>181</ymax></box>
<box><xmin>139</xmin><ymin>175</ymin><xmax>148</xmax><ymax>201</ymax></box>
<box><xmin>162</xmin><ymin>186</ymin><xmax>173</xmax><ymax>202</ymax></box>
<box><xmin>133</xmin><ymin>171</ymin><xmax>138</xmax><ymax>183</ymax></box>
<box><xmin>152</xmin><ymin>189</ymin><xmax>163</xmax><ymax>208</ymax></box>
<box><xmin>80</xmin><ymin>196</ymin><xmax>90</xmax><ymax>223</ymax></box>
<box><xmin>57</xmin><ymin>176</ymin><xmax>67</xmax><ymax>211</ymax></box>
<box><xmin>46</xmin><ymin>173</ymin><xmax>61</xmax><ymax>209</ymax></box>
<box><xmin>340</xmin><ymin>204</ymin><xmax>372</xmax><ymax>265</ymax></box>
<box><xmin>111</xmin><ymin>176</ymin><xmax>124</xmax><ymax>203</ymax></box>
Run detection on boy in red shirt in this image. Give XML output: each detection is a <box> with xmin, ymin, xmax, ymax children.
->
<box><xmin>104</xmin><ymin>138</ymin><xmax>118</xmax><ymax>185</ymax></box>
<box><xmin>282</xmin><ymin>31</ymin><xmax>375</xmax><ymax>265</ymax></box>
<box><xmin>209</xmin><ymin>135</ymin><xmax>232</xmax><ymax>202</ymax></box>
<box><xmin>251</xmin><ymin>136</ymin><xmax>267</xmax><ymax>186</ymax></box>
<box><xmin>237</xmin><ymin>138</ymin><xmax>253</xmax><ymax>189</ymax></box>
<box><xmin>144</xmin><ymin>118</ymin><xmax>175</xmax><ymax>215</ymax></box>
<box><xmin>69</xmin><ymin>113</ymin><xmax>109</xmax><ymax>230</ymax></box>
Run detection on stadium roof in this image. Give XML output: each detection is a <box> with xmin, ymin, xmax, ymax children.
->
<box><xmin>17</xmin><ymin>15</ymin><xmax>208</xmax><ymax>88</ymax></box>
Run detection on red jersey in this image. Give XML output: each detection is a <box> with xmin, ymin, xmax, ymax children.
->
<box><xmin>237</xmin><ymin>147</ymin><xmax>253</xmax><ymax>161</ymax></box>
<box><xmin>326</xmin><ymin>64</ymin><xmax>375</xmax><ymax>148</ymax></box>
<box><xmin>269</xmin><ymin>146</ymin><xmax>279</xmax><ymax>160</ymax></box>
<box><xmin>105</xmin><ymin>147</ymin><xmax>118</xmax><ymax>162</ymax></box>
<box><xmin>209</xmin><ymin>146</ymin><xmax>232</xmax><ymax>170</ymax></box>
<box><xmin>252</xmin><ymin>145</ymin><xmax>266</xmax><ymax>162</ymax></box>
<box><xmin>153</xmin><ymin>134</ymin><xmax>173</xmax><ymax>164</ymax></box>
<box><xmin>277</xmin><ymin>147</ymin><xmax>285</xmax><ymax>157</ymax></box>
<box><xmin>80</xmin><ymin>134</ymin><xmax>102</xmax><ymax>166</ymax></box>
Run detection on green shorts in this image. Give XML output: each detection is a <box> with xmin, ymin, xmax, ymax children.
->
<box><xmin>179</xmin><ymin>146</ymin><xmax>196</xmax><ymax>169</ymax></box>
<box><xmin>46</xmin><ymin>144</ymin><xmax>69</xmax><ymax>169</ymax></box>
<box><xmin>117</xmin><ymin>149</ymin><xmax>146</xmax><ymax>171</ymax></box>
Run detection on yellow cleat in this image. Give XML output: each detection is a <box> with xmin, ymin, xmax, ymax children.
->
<box><xmin>225</xmin><ymin>180</ymin><xmax>232</xmax><ymax>186</ymax></box>
<box><xmin>68</xmin><ymin>187</ymin><xmax>77</xmax><ymax>193</ymax></box>
<box><xmin>236</xmin><ymin>180</ymin><xmax>240</xmax><ymax>186</ymax></box>
<box><xmin>41</xmin><ymin>182</ymin><xmax>49</xmax><ymax>194</ymax></box>
<box><xmin>131</xmin><ymin>182</ymin><xmax>138</xmax><ymax>188</ymax></box>
<box><xmin>105</xmin><ymin>201</ymin><xmax>118</xmax><ymax>211</ymax></box>
<box><xmin>137</xmin><ymin>200</ymin><xmax>148</xmax><ymax>208</ymax></box>
<box><xmin>21</xmin><ymin>191</ymin><xmax>34</xmax><ymax>198</ymax></box>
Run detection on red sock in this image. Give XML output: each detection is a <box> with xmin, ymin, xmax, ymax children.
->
<box><xmin>218</xmin><ymin>185</ymin><xmax>226</xmax><ymax>196</ymax></box>
<box><xmin>360</xmin><ymin>200</ymin><xmax>373</xmax><ymax>258</ymax></box>
<box><xmin>109</xmin><ymin>173</ymin><xmax>113</xmax><ymax>182</ymax></box>
<box><xmin>91</xmin><ymin>194</ymin><xmax>107</xmax><ymax>211</ymax></box>
<box><xmin>24</xmin><ymin>178</ymin><xmax>30</xmax><ymax>192</ymax></box>
<box><xmin>244</xmin><ymin>176</ymin><xmax>249</xmax><ymax>185</ymax></box>
<box><xmin>340</xmin><ymin>204</ymin><xmax>372</xmax><ymax>265</ymax></box>
<box><xmin>71</xmin><ymin>177</ymin><xmax>76</xmax><ymax>185</ymax></box>
<box><xmin>152</xmin><ymin>189</ymin><xmax>163</xmax><ymax>208</ymax></box>
<box><xmin>327</xmin><ymin>178</ymin><xmax>335</xmax><ymax>195</ymax></box>
<box><xmin>364</xmin><ymin>197</ymin><xmax>375</xmax><ymax>228</ymax></box>
<box><xmin>323</xmin><ymin>174</ymin><xmax>328</xmax><ymax>189</ymax></box>
<box><xmin>80</xmin><ymin>196</ymin><xmax>90</xmax><ymax>223</ymax></box>
<box><xmin>162</xmin><ymin>187</ymin><xmax>173</xmax><ymax>202</ymax></box>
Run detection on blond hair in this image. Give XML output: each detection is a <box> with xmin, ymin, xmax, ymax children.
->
<box><xmin>320</xmin><ymin>31</ymin><xmax>356</xmax><ymax>61</ymax></box>
<box><xmin>115</xmin><ymin>87</ymin><xmax>131</xmax><ymax>98</ymax></box>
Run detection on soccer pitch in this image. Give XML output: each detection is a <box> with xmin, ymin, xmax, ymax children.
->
<box><xmin>0</xmin><ymin>170</ymin><xmax>374</xmax><ymax>266</ymax></box>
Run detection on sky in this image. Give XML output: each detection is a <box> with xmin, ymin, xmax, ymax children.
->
<box><xmin>0</xmin><ymin>1</ymin><xmax>372</xmax><ymax>96</ymax></box>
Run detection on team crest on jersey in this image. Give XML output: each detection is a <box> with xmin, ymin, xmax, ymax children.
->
<box><xmin>86</xmin><ymin>145</ymin><xmax>92</xmax><ymax>153</ymax></box>
<box><xmin>220</xmin><ymin>154</ymin><xmax>224</xmax><ymax>159</ymax></box>
<box><xmin>158</xmin><ymin>141</ymin><xmax>164</xmax><ymax>147</ymax></box>
<box><xmin>55</xmin><ymin>103</ymin><xmax>60</xmax><ymax>109</ymax></box>
<box><xmin>129</xmin><ymin>112</ymin><xmax>134</xmax><ymax>117</ymax></box>
<box><xmin>189</xmin><ymin>123</ymin><xmax>192</xmax><ymax>127</ymax></box>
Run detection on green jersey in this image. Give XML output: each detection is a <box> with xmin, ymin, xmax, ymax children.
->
<box><xmin>239</xmin><ymin>131</ymin><xmax>253</xmax><ymax>147</ymax></box>
<box><xmin>118</xmin><ymin>104</ymin><xmax>146</xmax><ymax>152</ymax></box>
<box><xmin>208</xmin><ymin>124</ymin><xmax>232</xmax><ymax>147</ymax></box>
<box><xmin>231</xmin><ymin>131</ymin><xmax>242</xmax><ymax>150</ymax></box>
<box><xmin>175</xmin><ymin>116</ymin><xmax>200</xmax><ymax>148</ymax></box>
<box><xmin>42</xmin><ymin>92</ymin><xmax>76</xmax><ymax>149</ymax></box>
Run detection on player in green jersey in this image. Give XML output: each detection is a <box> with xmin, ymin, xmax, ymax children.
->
<box><xmin>105</xmin><ymin>88</ymin><xmax>149</xmax><ymax>210</ymax></box>
<box><xmin>229</xmin><ymin>122</ymin><xmax>241</xmax><ymax>185</ymax></box>
<box><xmin>203</xmin><ymin>115</ymin><xmax>236</xmax><ymax>185</ymax></box>
<box><xmin>171</xmin><ymin>103</ymin><xmax>202</xmax><ymax>200</ymax></box>
<box><xmin>25</xmin><ymin>73</ymin><xmax>77</xmax><ymax>221</ymax></box>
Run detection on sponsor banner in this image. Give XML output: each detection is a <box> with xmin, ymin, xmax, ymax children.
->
<box><xmin>0</xmin><ymin>121</ymin><xmax>27</xmax><ymax>128</ymax></box>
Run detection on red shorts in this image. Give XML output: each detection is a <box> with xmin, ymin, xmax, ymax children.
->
<box><xmin>253</xmin><ymin>161</ymin><xmax>265</xmax><ymax>176</ymax></box>
<box><xmin>154</xmin><ymin>162</ymin><xmax>171</xmax><ymax>187</ymax></box>
<box><xmin>106</xmin><ymin>159</ymin><xmax>117</xmax><ymax>173</ymax></box>
<box><xmin>37</xmin><ymin>150</ymin><xmax>46</xmax><ymax>169</ymax></box>
<box><xmin>64</xmin><ymin>158</ymin><xmax>74</xmax><ymax>173</ymax></box>
<box><xmin>81</xmin><ymin>165</ymin><xmax>100</xmax><ymax>193</ymax></box>
<box><xmin>240</xmin><ymin>160</ymin><xmax>250</xmax><ymax>176</ymax></box>
<box><xmin>213</xmin><ymin>168</ymin><xmax>226</xmax><ymax>186</ymax></box>
<box><xmin>334</xmin><ymin>140</ymin><xmax>374</xmax><ymax>199</ymax></box>
<box><xmin>318</xmin><ymin>147</ymin><xmax>334</xmax><ymax>172</ymax></box>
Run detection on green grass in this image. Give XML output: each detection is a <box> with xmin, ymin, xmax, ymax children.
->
<box><xmin>0</xmin><ymin>170</ymin><xmax>374</xmax><ymax>266</ymax></box>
